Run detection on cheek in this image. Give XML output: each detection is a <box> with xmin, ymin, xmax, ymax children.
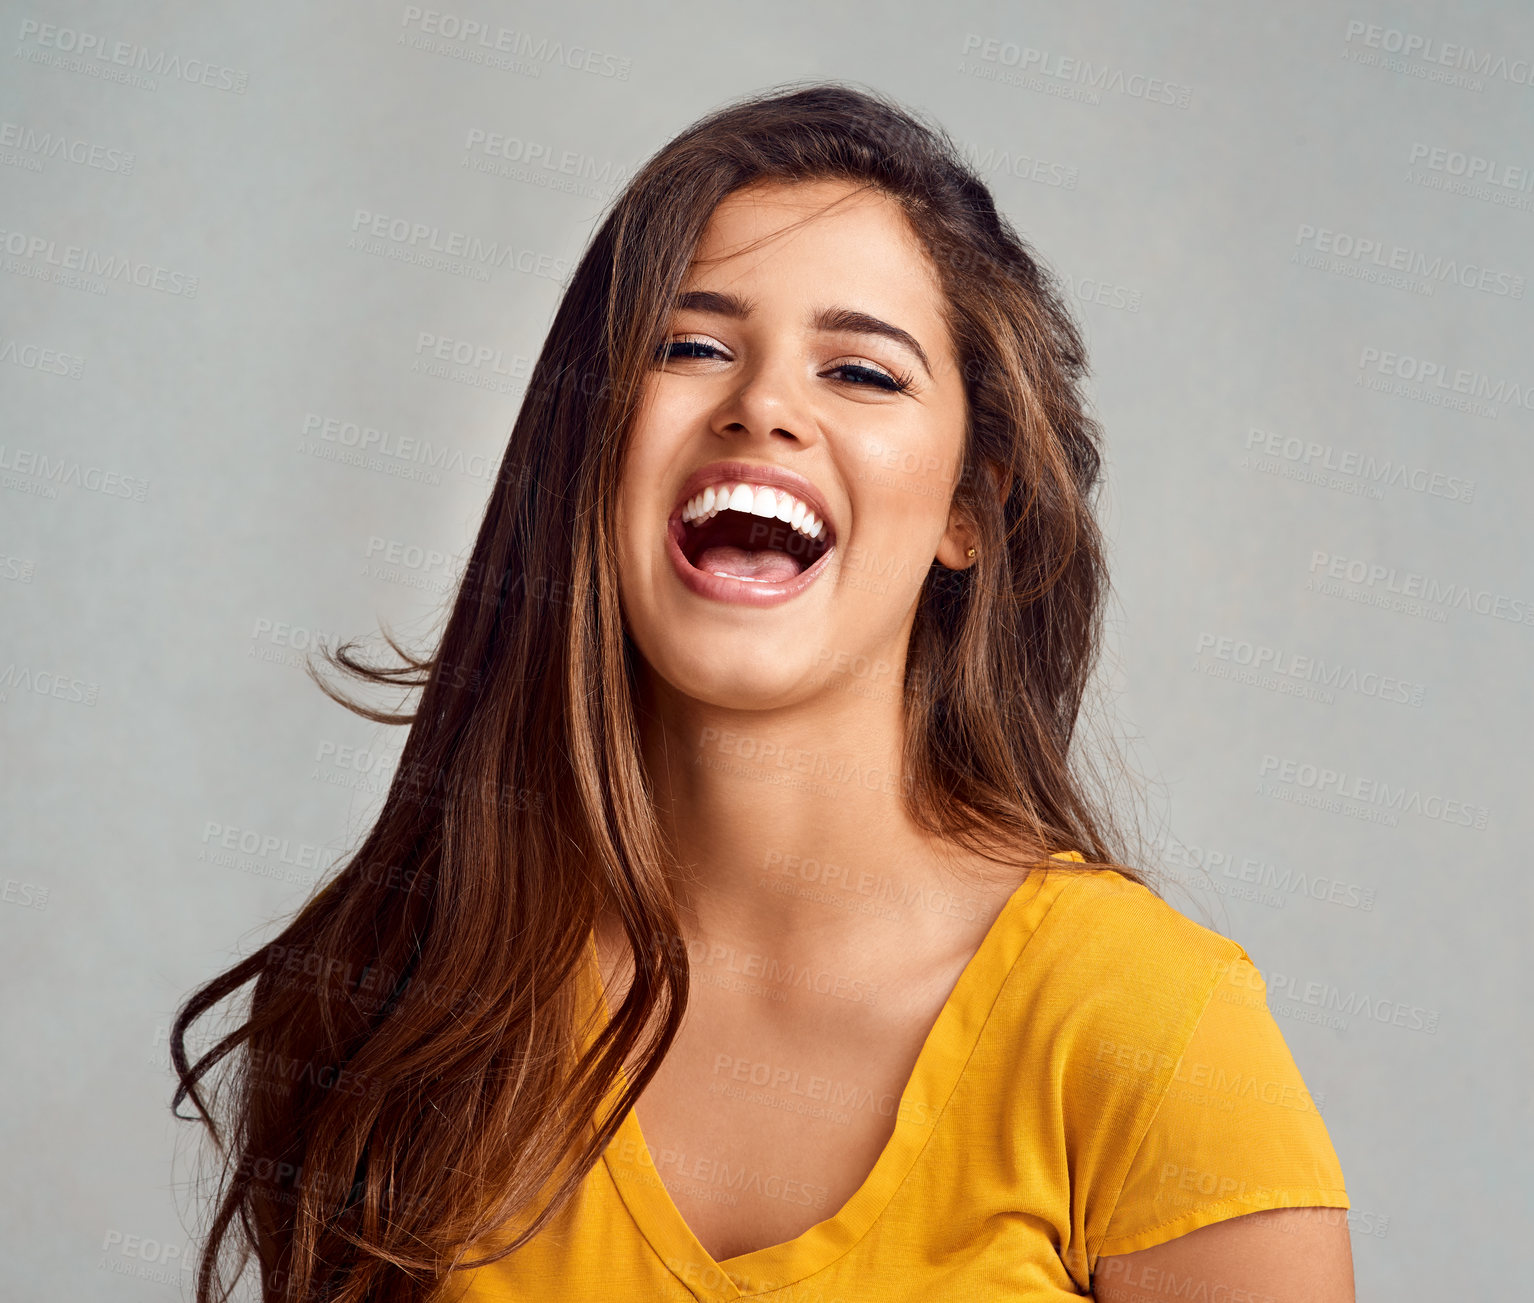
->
<box><xmin>624</xmin><ymin>380</ymin><xmax>703</xmax><ymax>503</ymax></box>
<box><xmin>873</xmin><ymin>435</ymin><xmax>960</xmax><ymax>493</ymax></box>
<box><xmin>840</xmin><ymin>427</ymin><xmax>961</xmax><ymax>597</ymax></box>
<box><xmin>616</xmin><ymin>400</ymin><xmax>673</xmax><ymax>542</ymax></box>
<box><xmin>850</xmin><ymin>426</ymin><xmax>961</xmax><ymax>527</ymax></box>
<box><xmin>850</xmin><ymin>490</ymin><xmax>946</xmax><ymax>595</ymax></box>
<box><xmin>637</xmin><ymin>374</ymin><xmax>704</xmax><ymax>437</ymax></box>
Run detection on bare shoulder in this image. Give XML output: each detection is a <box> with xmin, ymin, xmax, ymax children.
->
<box><xmin>1093</xmin><ymin>1206</ymin><xmax>1356</xmax><ymax>1302</ymax></box>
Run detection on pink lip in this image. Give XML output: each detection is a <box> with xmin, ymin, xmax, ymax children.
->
<box><xmin>666</xmin><ymin>459</ymin><xmax>839</xmax><ymax>608</ymax></box>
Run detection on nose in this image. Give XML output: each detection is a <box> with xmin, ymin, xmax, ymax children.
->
<box><xmin>708</xmin><ymin>352</ymin><xmax>820</xmax><ymax>448</ymax></box>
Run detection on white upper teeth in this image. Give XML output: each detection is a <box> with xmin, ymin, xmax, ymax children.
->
<box><xmin>679</xmin><ymin>482</ymin><xmax>827</xmax><ymax>542</ymax></box>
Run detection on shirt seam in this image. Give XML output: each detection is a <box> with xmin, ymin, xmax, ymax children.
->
<box><xmin>1082</xmin><ymin>937</ymin><xmax>1247</xmax><ymax>1279</ymax></box>
<box><xmin>1093</xmin><ymin>1186</ymin><xmax>1353</xmax><ymax>1255</ymax></box>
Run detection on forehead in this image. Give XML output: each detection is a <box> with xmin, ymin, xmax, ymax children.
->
<box><xmin>685</xmin><ymin>179</ymin><xmax>948</xmax><ymax>329</ymax></box>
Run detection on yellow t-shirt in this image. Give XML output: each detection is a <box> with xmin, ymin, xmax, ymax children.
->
<box><xmin>449</xmin><ymin>857</ymin><xmax>1348</xmax><ymax>1300</ymax></box>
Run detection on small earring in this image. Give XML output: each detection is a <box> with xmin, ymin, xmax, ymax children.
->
<box><xmin>966</xmin><ymin>547</ymin><xmax>976</xmax><ymax>559</ymax></box>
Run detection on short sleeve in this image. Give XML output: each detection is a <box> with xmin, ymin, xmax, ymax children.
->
<box><xmin>1094</xmin><ymin>950</ymin><xmax>1350</xmax><ymax>1259</ymax></box>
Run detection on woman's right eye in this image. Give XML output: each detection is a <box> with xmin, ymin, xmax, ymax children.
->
<box><xmin>655</xmin><ymin>337</ymin><xmax>724</xmax><ymax>363</ymax></box>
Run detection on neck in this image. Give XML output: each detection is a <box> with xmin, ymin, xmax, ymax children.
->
<box><xmin>625</xmin><ymin>664</ymin><xmax>1026</xmax><ymax>964</ymax></box>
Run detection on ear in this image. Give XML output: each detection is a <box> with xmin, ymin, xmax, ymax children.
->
<box><xmin>934</xmin><ymin>459</ymin><xmax>1009</xmax><ymax>570</ymax></box>
<box><xmin>934</xmin><ymin>507</ymin><xmax>979</xmax><ymax>570</ymax></box>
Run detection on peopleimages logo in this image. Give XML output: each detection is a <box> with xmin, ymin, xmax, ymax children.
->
<box><xmin>1355</xmin><ymin>346</ymin><xmax>1534</xmax><ymax>416</ymax></box>
<box><xmin>1344</xmin><ymin>20</ymin><xmax>1534</xmax><ymax>87</ymax></box>
<box><xmin>0</xmin><ymin>443</ymin><xmax>150</xmax><ymax>501</ymax></box>
<box><xmin>1307</xmin><ymin>549</ymin><xmax>1534</xmax><ymax>628</ymax></box>
<box><xmin>412</xmin><ymin>331</ymin><xmax>532</xmax><ymax>381</ymax></box>
<box><xmin>399</xmin><ymin>7</ymin><xmax>632</xmax><ymax>79</ymax></box>
<box><xmin>958</xmin><ymin>142</ymin><xmax>1079</xmax><ymax>189</ymax></box>
<box><xmin>461</xmin><ymin>129</ymin><xmax>631</xmax><ymax>196</ymax></box>
<box><xmin>0</xmin><ymin>120</ymin><xmax>135</xmax><ymax>174</ymax></box>
<box><xmin>347</xmin><ymin>210</ymin><xmax>571</xmax><ymax>283</ymax></box>
<box><xmin>0</xmin><ymin>662</ymin><xmax>99</xmax><ymax>706</ymax></box>
<box><xmin>0</xmin><ymin>226</ymin><xmax>198</xmax><ymax>297</ymax></box>
<box><xmin>1407</xmin><ymin>142</ymin><xmax>1534</xmax><ymax>192</ymax></box>
<box><xmin>1294</xmin><ymin>224</ymin><xmax>1524</xmax><ymax>297</ymax></box>
<box><xmin>1193</xmin><ymin>632</ymin><xmax>1426</xmax><ymax>707</ymax></box>
<box><xmin>1260</xmin><ymin>971</ymin><xmax>1439</xmax><ymax>1035</ymax></box>
<box><xmin>299</xmin><ymin>412</ymin><xmax>496</xmax><ymax>485</ymax></box>
<box><xmin>1243</xmin><ymin>428</ymin><xmax>1475</xmax><ymax>506</ymax></box>
<box><xmin>957</xmin><ymin>35</ymin><xmax>1192</xmax><ymax>108</ymax></box>
<box><xmin>15</xmin><ymin>19</ymin><xmax>249</xmax><ymax>93</ymax></box>
<box><xmin>1159</xmin><ymin>838</ymin><xmax>1377</xmax><ymax>912</ymax></box>
<box><xmin>0</xmin><ymin>336</ymin><xmax>85</xmax><ymax>378</ymax></box>
<box><xmin>1258</xmin><ymin>754</ymin><xmax>1490</xmax><ymax>830</ymax></box>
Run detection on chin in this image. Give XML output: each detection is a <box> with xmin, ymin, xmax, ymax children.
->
<box><xmin>644</xmin><ymin>634</ymin><xmax>831</xmax><ymax>713</ymax></box>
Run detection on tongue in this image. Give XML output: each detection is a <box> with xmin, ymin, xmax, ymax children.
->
<box><xmin>696</xmin><ymin>545</ymin><xmax>802</xmax><ymax>583</ymax></box>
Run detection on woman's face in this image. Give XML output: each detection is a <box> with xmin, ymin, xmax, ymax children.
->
<box><xmin>615</xmin><ymin>177</ymin><xmax>975</xmax><ymax>713</ymax></box>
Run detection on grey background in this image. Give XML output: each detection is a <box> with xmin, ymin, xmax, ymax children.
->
<box><xmin>2</xmin><ymin>1</ymin><xmax>1529</xmax><ymax>1297</ymax></box>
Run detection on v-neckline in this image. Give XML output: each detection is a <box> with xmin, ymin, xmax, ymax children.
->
<box><xmin>583</xmin><ymin>860</ymin><xmax>1083</xmax><ymax>1300</ymax></box>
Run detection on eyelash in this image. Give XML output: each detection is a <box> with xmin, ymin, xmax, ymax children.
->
<box><xmin>655</xmin><ymin>337</ymin><xmax>916</xmax><ymax>394</ymax></box>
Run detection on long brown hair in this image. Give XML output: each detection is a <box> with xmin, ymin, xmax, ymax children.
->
<box><xmin>171</xmin><ymin>80</ymin><xmax>1147</xmax><ymax>1302</ymax></box>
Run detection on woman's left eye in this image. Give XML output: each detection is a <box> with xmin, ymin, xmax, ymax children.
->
<box><xmin>827</xmin><ymin>362</ymin><xmax>913</xmax><ymax>393</ymax></box>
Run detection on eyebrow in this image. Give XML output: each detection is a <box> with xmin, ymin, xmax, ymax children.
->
<box><xmin>673</xmin><ymin>289</ymin><xmax>932</xmax><ymax>378</ymax></box>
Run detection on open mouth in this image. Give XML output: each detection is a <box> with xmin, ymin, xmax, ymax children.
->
<box><xmin>673</xmin><ymin>484</ymin><xmax>835</xmax><ymax>584</ymax></box>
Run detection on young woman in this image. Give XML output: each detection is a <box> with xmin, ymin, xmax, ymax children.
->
<box><xmin>173</xmin><ymin>83</ymin><xmax>1354</xmax><ymax>1302</ymax></box>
